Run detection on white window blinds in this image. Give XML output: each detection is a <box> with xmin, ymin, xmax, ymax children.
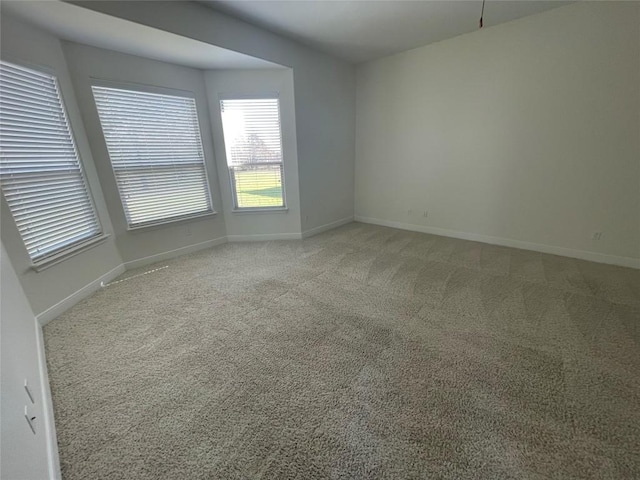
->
<box><xmin>92</xmin><ymin>86</ymin><xmax>213</xmax><ymax>228</ymax></box>
<box><xmin>220</xmin><ymin>98</ymin><xmax>285</xmax><ymax>209</ymax></box>
<box><xmin>0</xmin><ymin>60</ymin><xmax>102</xmax><ymax>263</ymax></box>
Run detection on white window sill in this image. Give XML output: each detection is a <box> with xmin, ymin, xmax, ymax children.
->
<box><xmin>127</xmin><ymin>211</ymin><xmax>217</xmax><ymax>232</ymax></box>
<box><xmin>31</xmin><ymin>234</ymin><xmax>111</xmax><ymax>272</ymax></box>
<box><xmin>231</xmin><ymin>207</ymin><xmax>288</xmax><ymax>214</ymax></box>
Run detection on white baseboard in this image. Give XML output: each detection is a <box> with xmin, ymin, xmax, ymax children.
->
<box><xmin>34</xmin><ymin>216</ymin><xmax>638</xmax><ymax>328</ymax></box>
<box><xmin>226</xmin><ymin>232</ymin><xmax>302</xmax><ymax>242</ymax></box>
<box><xmin>227</xmin><ymin>216</ymin><xmax>355</xmax><ymax>241</ymax></box>
<box><xmin>35</xmin><ymin>220</ymin><xmax>360</xmax><ymax>325</ymax></box>
<box><xmin>302</xmin><ymin>215</ymin><xmax>354</xmax><ymax>239</ymax></box>
<box><xmin>123</xmin><ymin>236</ymin><xmax>227</xmax><ymax>270</ymax></box>
<box><xmin>34</xmin><ymin>319</ymin><xmax>61</xmax><ymax>479</ymax></box>
<box><xmin>36</xmin><ymin>263</ymin><xmax>126</xmax><ymax>326</ymax></box>
<box><xmin>354</xmin><ymin>215</ymin><xmax>640</xmax><ymax>269</ymax></box>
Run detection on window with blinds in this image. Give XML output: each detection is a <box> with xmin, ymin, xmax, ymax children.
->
<box><xmin>92</xmin><ymin>86</ymin><xmax>213</xmax><ymax>228</ymax></box>
<box><xmin>0</xmin><ymin>60</ymin><xmax>102</xmax><ymax>264</ymax></box>
<box><xmin>219</xmin><ymin>98</ymin><xmax>285</xmax><ymax>209</ymax></box>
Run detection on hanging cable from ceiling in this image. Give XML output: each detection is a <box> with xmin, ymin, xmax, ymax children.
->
<box><xmin>479</xmin><ymin>0</ymin><xmax>486</xmax><ymax>28</ymax></box>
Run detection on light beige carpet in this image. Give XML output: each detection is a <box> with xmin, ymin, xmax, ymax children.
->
<box><xmin>44</xmin><ymin>223</ymin><xmax>640</xmax><ymax>479</ymax></box>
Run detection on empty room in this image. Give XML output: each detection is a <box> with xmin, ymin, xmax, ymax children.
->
<box><xmin>1</xmin><ymin>1</ymin><xmax>638</xmax><ymax>479</ymax></box>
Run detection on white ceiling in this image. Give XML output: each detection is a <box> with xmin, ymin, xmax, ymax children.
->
<box><xmin>201</xmin><ymin>0</ymin><xmax>572</xmax><ymax>63</ymax></box>
<box><xmin>1</xmin><ymin>1</ymin><xmax>282</xmax><ymax>70</ymax></box>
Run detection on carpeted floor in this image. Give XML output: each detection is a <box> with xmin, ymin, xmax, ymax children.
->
<box><xmin>44</xmin><ymin>223</ymin><xmax>640</xmax><ymax>479</ymax></box>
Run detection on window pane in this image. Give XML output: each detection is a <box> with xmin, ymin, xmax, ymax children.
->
<box><xmin>231</xmin><ymin>164</ymin><xmax>283</xmax><ymax>208</ymax></box>
<box><xmin>220</xmin><ymin>98</ymin><xmax>285</xmax><ymax>209</ymax></box>
<box><xmin>92</xmin><ymin>86</ymin><xmax>213</xmax><ymax>228</ymax></box>
<box><xmin>0</xmin><ymin>61</ymin><xmax>102</xmax><ymax>262</ymax></box>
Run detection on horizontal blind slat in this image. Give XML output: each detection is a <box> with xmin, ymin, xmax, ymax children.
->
<box><xmin>27</xmin><ymin>228</ymin><xmax>99</xmax><ymax>257</ymax></box>
<box><xmin>18</xmin><ymin>216</ymin><xmax>97</xmax><ymax>240</ymax></box>
<box><xmin>15</xmin><ymin>203</ymin><xmax>95</xmax><ymax>226</ymax></box>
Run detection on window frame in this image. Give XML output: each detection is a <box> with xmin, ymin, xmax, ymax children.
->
<box><xmin>0</xmin><ymin>58</ymin><xmax>106</xmax><ymax>270</ymax></box>
<box><xmin>91</xmin><ymin>80</ymin><xmax>216</xmax><ymax>230</ymax></box>
<box><xmin>218</xmin><ymin>94</ymin><xmax>287</xmax><ymax>213</ymax></box>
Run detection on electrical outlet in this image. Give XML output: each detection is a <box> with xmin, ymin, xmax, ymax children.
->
<box><xmin>423</xmin><ymin>210</ymin><xmax>428</xmax><ymax>218</ymax></box>
<box><xmin>592</xmin><ymin>232</ymin><xmax>602</xmax><ymax>241</ymax></box>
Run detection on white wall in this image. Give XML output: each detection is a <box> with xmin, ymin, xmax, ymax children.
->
<box><xmin>293</xmin><ymin>59</ymin><xmax>356</xmax><ymax>234</ymax></box>
<box><xmin>75</xmin><ymin>1</ymin><xmax>356</xmax><ymax>235</ymax></box>
<box><xmin>0</xmin><ymin>15</ymin><xmax>124</xmax><ymax>316</ymax></box>
<box><xmin>355</xmin><ymin>2</ymin><xmax>640</xmax><ymax>265</ymax></box>
<box><xmin>62</xmin><ymin>42</ymin><xmax>228</xmax><ymax>265</ymax></box>
<box><xmin>205</xmin><ymin>69</ymin><xmax>302</xmax><ymax>238</ymax></box>
<box><xmin>1</xmin><ymin>242</ymin><xmax>60</xmax><ymax>480</ymax></box>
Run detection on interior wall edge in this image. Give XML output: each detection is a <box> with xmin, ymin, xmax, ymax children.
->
<box><xmin>354</xmin><ymin>216</ymin><xmax>640</xmax><ymax>270</ymax></box>
<box><xmin>122</xmin><ymin>236</ymin><xmax>228</xmax><ymax>270</ymax></box>
<box><xmin>34</xmin><ymin>320</ymin><xmax>62</xmax><ymax>480</ymax></box>
<box><xmin>301</xmin><ymin>216</ymin><xmax>354</xmax><ymax>239</ymax></box>
<box><xmin>36</xmin><ymin>264</ymin><xmax>126</xmax><ymax>326</ymax></box>
<box><xmin>226</xmin><ymin>233</ymin><xmax>303</xmax><ymax>242</ymax></box>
